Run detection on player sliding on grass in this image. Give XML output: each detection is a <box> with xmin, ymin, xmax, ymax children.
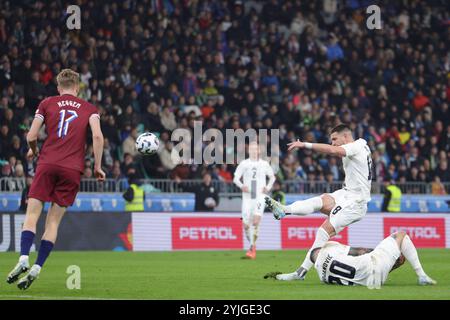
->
<box><xmin>265</xmin><ymin>124</ymin><xmax>373</xmax><ymax>280</ymax></box>
<box><xmin>265</xmin><ymin>231</ymin><xmax>436</xmax><ymax>288</ymax></box>
<box><xmin>6</xmin><ymin>69</ymin><xmax>105</xmax><ymax>290</ymax></box>
<box><xmin>233</xmin><ymin>142</ymin><xmax>275</xmax><ymax>259</ymax></box>
<box><xmin>310</xmin><ymin>231</ymin><xmax>436</xmax><ymax>288</ymax></box>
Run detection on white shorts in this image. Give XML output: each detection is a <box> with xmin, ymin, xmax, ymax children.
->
<box><xmin>367</xmin><ymin>237</ymin><xmax>401</xmax><ymax>288</ymax></box>
<box><xmin>241</xmin><ymin>195</ymin><xmax>265</xmax><ymax>225</ymax></box>
<box><xmin>328</xmin><ymin>189</ymin><xmax>367</xmax><ymax>234</ymax></box>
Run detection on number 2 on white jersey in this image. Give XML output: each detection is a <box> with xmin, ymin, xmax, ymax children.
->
<box><xmin>57</xmin><ymin>109</ymin><xmax>78</xmax><ymax>138</ymax></box>
<box><xmin>251</xmin><ymin>167</ymin><xmax>257</xmax><ymax>199</ymax></box>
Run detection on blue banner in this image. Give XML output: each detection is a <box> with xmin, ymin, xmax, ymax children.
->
<box><xmin>0</xmin><ymin>193</ymin><xmax>448</xmax><ymax>213</ymax></box>
<box><xmin>0</xmin><ymin>193</ymin><xmax>195</xmax><ymax>212</ymax></box>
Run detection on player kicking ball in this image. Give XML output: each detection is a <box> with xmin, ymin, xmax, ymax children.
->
<box><xmin>6</xmin><ymin>69</ymin><xmax>105</xmax><ymax>290</ymax></box>
<box><xmin>265</xmin><ymin>124</ymin><xmax>373</xmax><ymax>280</ymax></box>
<box><xmin>233</xmin><ymin>142</ymin><xmax>275</xmax><ymax>259</ymax></box>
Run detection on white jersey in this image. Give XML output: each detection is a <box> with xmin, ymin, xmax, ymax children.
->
<box><xmin>233</xmin><ymin>158</ymin><xmax>275</xmax><ymax>200</ymax></box>
<box><xmin>341</xmin><ymin>138</ymin><xmax>372</xmax><ymax>202</ymax></box>
<box><xmin>314</xmin><ymin>241</ymin><xmax>373</xmax><ymax>287</ymax></box>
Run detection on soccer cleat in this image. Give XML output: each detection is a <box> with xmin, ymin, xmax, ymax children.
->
<box><xmin>245</xmin><ymin>246</ymin><xmax>256</xmax><ymax>259</ymax></box>
<box><xmin>251</xmin><ymin>246</ymin><xmax>256</xmax><ymax>259</ymax></box>
<box><xmin>17</xmin><ymin>265</ymin><xmax>40</xmax><ymax>290</ymax></box>
<box><xmin>6</xmin><ymin>261</ymin><xmax>29</xmax><ymax>284</ymax></box>
<box><xmin>418</xmin><ymin>275</ymin><xmax>437</xmax><ymax>286</ymax></box>
<box><xmin>265</xmin><ymin>197</ymin><xmax>286</xmax><ymax>220</ymax></box>
<box><xmin>263</xmin><ymin>271</ymin><xmax>282</xmax><ymax>279</ymax></box>
<box><xmin>276</xmin><ymin>268</ymin><xmax>308</xmax><ymax>281</ymax></box>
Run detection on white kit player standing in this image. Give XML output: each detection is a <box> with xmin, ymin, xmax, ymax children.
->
<box><xmin>265</xmin><ymin>124</ymin><xmax>374</xmax><ymax>280</ymax></box>
<box><xmin>233</xmin><ymin>142</ymin><xmax>275</xmax><ymax>259</ymax></box>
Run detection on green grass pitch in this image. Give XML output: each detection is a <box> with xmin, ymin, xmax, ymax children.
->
<box><xmin>0</xmin><ymin>249</ymin><xmax>449</xmax><ymax>300</ymax></box>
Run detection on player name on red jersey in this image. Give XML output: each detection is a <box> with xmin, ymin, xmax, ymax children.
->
<box><xmin>57</xmin><ymin>100</ymin><xmax>81</xmax><ymax>108</ymax></box>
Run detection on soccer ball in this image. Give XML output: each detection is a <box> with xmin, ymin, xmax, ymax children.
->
<box><xmin>135</xmin><ymin>132</ymin><xmax>160</xmax><ymax>155</ymax></box>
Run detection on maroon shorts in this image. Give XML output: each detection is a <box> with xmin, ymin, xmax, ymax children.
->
<box><xmin>28</xmin><ymin>164</ymin><xmax>81</xmax><ymax>207</ymax></box>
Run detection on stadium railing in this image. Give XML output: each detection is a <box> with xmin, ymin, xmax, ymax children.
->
<box><xmin>1</xmin><ymin>177</ymin><xmax>449</xmax><ymax>195</ymax></box>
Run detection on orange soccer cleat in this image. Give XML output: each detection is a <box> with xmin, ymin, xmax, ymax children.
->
<box><xmin>246</xmin><ymin>246</ymin><xmax>256</xmax><ymax>259</ymax></box>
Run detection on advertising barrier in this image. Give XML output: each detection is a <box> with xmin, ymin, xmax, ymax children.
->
<box><xmin>2</xmin><ymin>212</ymin><xmax>448</xmax><ymax>252</ymax></box>
<box><xmin>172</xmin><ymin>217</ymin><xmax>243</xmax><ymax>250</ymax></box>
<box><xmin>383</xmin><ymin>217</ymin><xmax>446</xmax><ymax>248</ymax></box>
<box><xmin>281</xmin><ymin>218</ymin><xmax>348</xmax><ymax>249</ymax></box>
<box><xmin>132</xmin><ymin>212</ymin><xmax>450</xmax><ymax>251</ymax></box>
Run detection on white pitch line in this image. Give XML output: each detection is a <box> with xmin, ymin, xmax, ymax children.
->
<box><xmin>0</xmin><ymin>294</ymin><xmax>124</xmax><ymax>300</ymax></box>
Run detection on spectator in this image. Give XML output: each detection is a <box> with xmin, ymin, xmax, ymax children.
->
<box><xmin>12</xmin><ymin>163</ymin><xmax>26</xmax><ymax>191</ymax></box>
<box><xmin>382</xmin><ymin>180</ymin><xmax>403</xmax><ymax>213</ymax></box>
<box><xmin>413</xmin><ymin>90</ymin><xmax>430</xmax><ymax>112</ymax></box>
<box><xmin>434</xmin><ymin>161</ymin><xmax>449</xmax><ymax>182</ymax></box>
<box><xmin>175</xmin><ymin>172</ymin><xmax>219</xmax><ymax>211</ymax></box>
<box><xmin>160</xmin><ymin>106</ymin><xmax>177</xmax><ymax>131</ymax></box>
<box><xmin>159</xmin><ymin>142</ymin><xmax>178</xmax><ymax>171</ymax></box>
<box><xmin>122</xmin><ymin>128</ymin><xmax>139</xmax><ymax>157</ymax></box>
<box><xmin>217</xmin><ymin>164</ymin><xmax>233</xmax><ymax>183</ymax></box>
<box><xmin>103</xmin><ymin>138</ymin><xmax>114</xmax><ymax>170</ymax></box>
<box><xmin>143</xmin><ymin>102</ymin><xmax>164</xmax><ymax>133</ymax></box>
<box><xmin>325</xmin><ymin>33</ymin><xmax>344</xmax><ymax>62</ymax></box>
<box><xmin>431</xmin><ymin>176</ymin><xmax>447</xmax><ymax>195</ymax></box>
<box><xmin>25</xmin><ymin>70</ymin><xmax>46</xmax><ymax>107</ymax></box>
<box><xmin>0</xmin><ymin>0</ymin><xmax>447</xmax><ymax>191</ymax></box>
<box><xmin>123</xmin><ymin>175</ymin><xmax>145</xmax><ymax>212</ymax></box>
<box><xmin>81</xmin><ymin>166</ymin><xmax>97</xmax><ymax>192</ymax></box>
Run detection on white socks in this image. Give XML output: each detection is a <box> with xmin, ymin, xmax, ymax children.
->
<box><xmin>245</xmin><ymin>225</ymin><xmax>260</xmax><ymax>248</ymax></box>
<box><xmin>244</xmin><ymin>227</ymin><xmax>251</xmax><ymax>243</ymax></box>
<box><xmin>30</xmin><ymin>264</ymin><xmax>41</xmax><ymax>277</ymax></box>
<box><xmin>301</xmin><ymin>227</ymin><xmax>330</xmax><ymax>270</ymax></box>
<box><xmin>400</xmin><ymin>235</ymin><xmax>427</xmax><ymax>278</ymax></box>
<box><xmin>252</xmin><ymin>225</ymin><xmax>259</xmax><ymax>247</ymax></box>
<box><xmin>19</xmin><ymin>255</ymin><xmax>29</xmax><ymax>266</ymax></box>
<box><xmin>284</xmin><ymin>197</ymin><xmax>323</xmax><ymax>216</ymax></box>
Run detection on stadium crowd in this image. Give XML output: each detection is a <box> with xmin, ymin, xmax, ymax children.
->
<box><xmin>0</xmin><ymin>0</ymin><xmax>449</xmax><ymax>194</ymax></box>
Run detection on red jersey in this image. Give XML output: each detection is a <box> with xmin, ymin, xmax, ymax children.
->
<box><xmin>35</xmin><ymin>94</ymin><xmax>99</xmax><ymax>173</ymax></box>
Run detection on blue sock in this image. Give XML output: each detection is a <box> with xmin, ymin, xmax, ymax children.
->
<box><xmin>20</xmin><ymin>231</ymin><xmax>35</xmax><ymax>256</ymax></box>
<box><xmin>35</xmin><ymin>240</ymin><xmax>54</xmax><ymax>267</ymax></box>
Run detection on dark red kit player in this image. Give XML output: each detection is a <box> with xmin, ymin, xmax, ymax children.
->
<box><xmin>6</xmin><ymin>69</ymin><xmax>105</xmax><ymax>290</ymax></box>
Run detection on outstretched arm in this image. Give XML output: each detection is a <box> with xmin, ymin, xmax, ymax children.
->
<box><xmin>287</xmin><ymin>139</ymin><xmax>346</xmax><ymax>157</ymax></box>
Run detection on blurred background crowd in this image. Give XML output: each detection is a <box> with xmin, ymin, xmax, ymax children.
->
<box><xmin>0</xmin><ymin>0</ymin><xmax>449</xmax><ymax>194</ymax></box>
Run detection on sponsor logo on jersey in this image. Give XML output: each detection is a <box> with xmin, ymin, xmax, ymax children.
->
<box><xmin>172</xmin><ymin>217</ymin><xmax>243</xmax><ymax>249</ymax></box>
<box><xmin>384</xmin><ymin>218</ymin><xmax>445</xmax><ymax>248</ymax></box>
<box><xmin>281</xmin><ymin>218</ymin><xmax>348</xmax><ymax>249</ymax></box>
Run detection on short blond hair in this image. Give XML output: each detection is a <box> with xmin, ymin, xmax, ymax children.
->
<box><xmin>56</xmin><ymin>69</ymin><xmax>80</xmax><ymax>89</ymax></box>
